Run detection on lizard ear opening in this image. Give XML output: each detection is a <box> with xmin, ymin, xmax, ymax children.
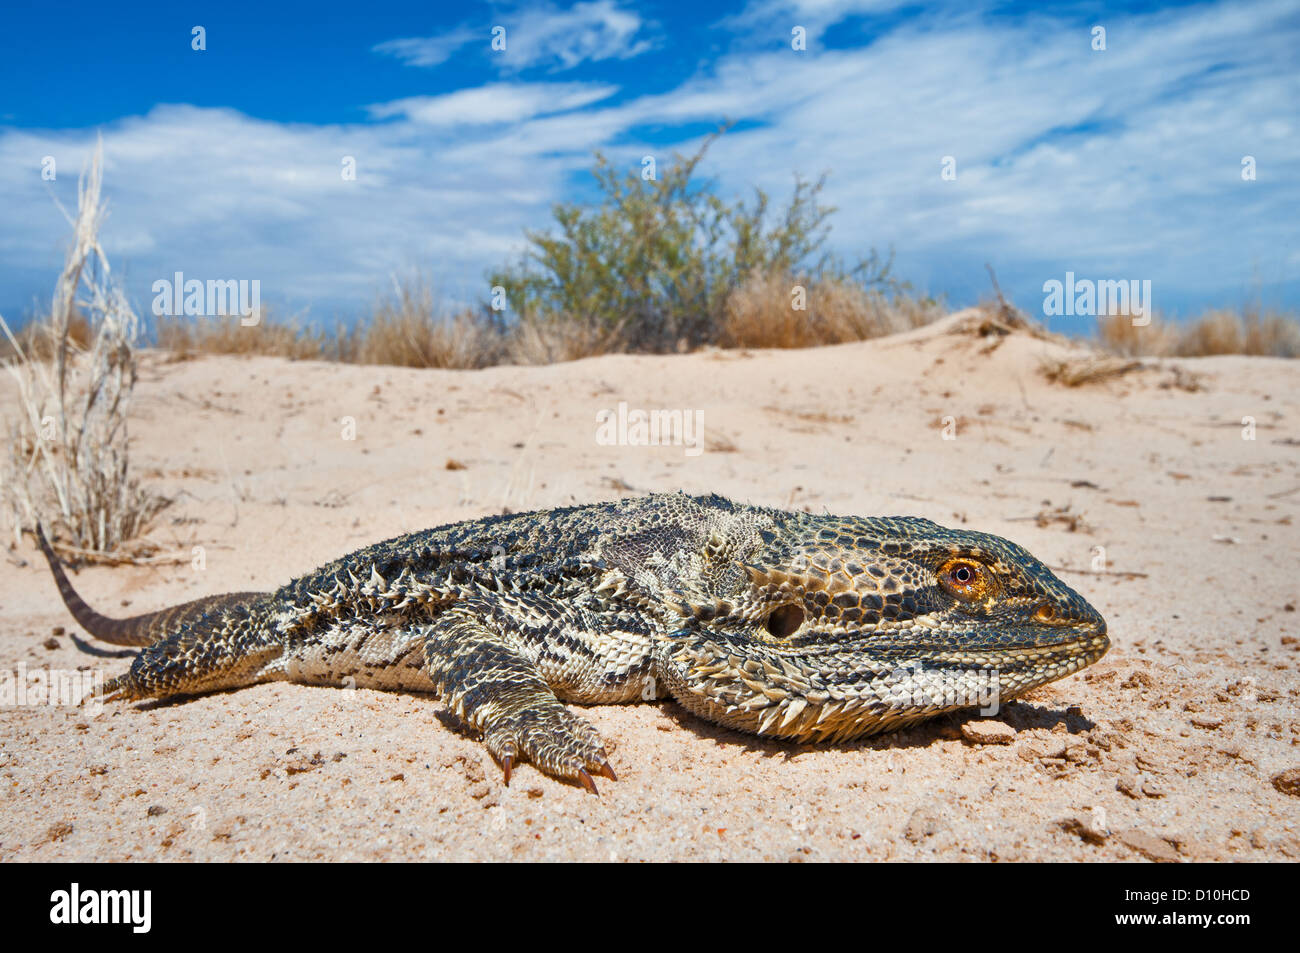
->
<box><xmin>765</xmin><ymin>604</ymin><xmax>805</xmax><ymax>639</ymax></box>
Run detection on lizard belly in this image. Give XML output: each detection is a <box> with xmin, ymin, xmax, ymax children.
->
<box><xmin>275</xmin><ymin>619</ymin><xmax>434</xmax><ymax>693</ymax></box>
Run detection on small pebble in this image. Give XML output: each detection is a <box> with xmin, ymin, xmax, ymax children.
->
<box><xmin>1271</xmin><ymin>768</ymin><xmax>1300</xmax><ymax>798</ymax></box>
<box><xmin>960</xmin><ymin>720</ymin><xmax>1016</xmax><ymax>745</ymax></box>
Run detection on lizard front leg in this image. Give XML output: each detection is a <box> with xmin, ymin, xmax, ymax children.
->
<box><xmin>424</xmin><ymin>604</ymin><xmax>617</xmax><ymax>792</ymax></box>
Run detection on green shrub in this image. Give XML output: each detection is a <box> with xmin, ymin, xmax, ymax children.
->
<box><xmin>489</xmin><ymin>130</ymin><xmax>900</xmax><ymax>352</ymax></box>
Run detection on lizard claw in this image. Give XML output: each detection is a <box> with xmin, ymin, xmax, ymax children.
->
<box><xmin>501</xmin><ymin>754</ymin><xmax>514</xmax><ymax>786</ymax></box>
<box><xmin>595</xmin><ymin>761</ymin><xmax>617</xmax><ymax>782</ymax></box>
<box><xmin>577</xmin><ymin>768</ymin><xmax>599</xmax><ymax>795</ymax></box>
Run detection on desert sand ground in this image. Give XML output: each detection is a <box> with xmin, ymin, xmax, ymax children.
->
<box><xmin>1</xmin><ymin>310</ymin><xmax>1297</xmax><ymax>862</ymax></box>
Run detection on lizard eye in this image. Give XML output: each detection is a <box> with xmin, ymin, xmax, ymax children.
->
<box><xmin>939</xmin><ymin>559</ymin><xmax>989</xmax><ymax>600</ymax></box>
<box><xmin>765</xmin><ymin>604</ymin><xmax>805</xmax><ymax>639</ymax></box>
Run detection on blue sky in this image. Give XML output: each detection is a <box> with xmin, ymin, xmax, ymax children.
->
<box><xmin>1</xmin><ymin>0</ymin><xmax>1297</xmax><ymax>334</ymax></box>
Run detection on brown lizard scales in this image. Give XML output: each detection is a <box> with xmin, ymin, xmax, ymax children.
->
<box><xmin>36</xmin><ymin>493</ymin><xmax>1109</xmax><ymax>792</ymax></box>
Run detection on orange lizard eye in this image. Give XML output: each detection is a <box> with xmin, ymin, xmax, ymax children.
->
<box><xmin>939</xmin><ymin>559</ymin><xmax>989</xmax><ymax>600</ymax></box>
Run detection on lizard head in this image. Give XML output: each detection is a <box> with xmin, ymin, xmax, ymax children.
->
<box><xmin>656</xmin><ymin>514</ymin><xmax>1109</xmax><ymax>741</ymax></box>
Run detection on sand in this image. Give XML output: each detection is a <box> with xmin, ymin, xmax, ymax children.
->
<box><xmin>2</xmin><ymin>311</ymin><xmax>1297</xmax><ymax>861</ymax></box>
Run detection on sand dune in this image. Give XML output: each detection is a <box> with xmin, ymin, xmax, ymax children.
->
<box><xmin>2</xmin><ymin>311</ymin><xmax>1297</xmax><ymax>861</ymax></box>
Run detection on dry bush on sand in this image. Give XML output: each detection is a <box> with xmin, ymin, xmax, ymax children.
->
<box><xmin>1</xmin><ymin>141</ymin><xmax>167</xmax><ymax>558</ymax></box>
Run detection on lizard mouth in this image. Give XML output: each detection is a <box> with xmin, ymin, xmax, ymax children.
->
<box><xmin>763</xmin><ymin>617</ymin><xmax>1109</xmax><ymax>658</ymax></box>
<box><xmin>924</xmin><ymin>632</ymin><xmax>1110</xmax><ymax>670</ymax></box>
<box><xmin>866</xmin><ymin>626</ymin><xmax>1109</xmax><ymax>668</ymax></box>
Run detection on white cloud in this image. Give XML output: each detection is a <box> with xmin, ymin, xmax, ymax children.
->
<box><xmin>720</xmin><ymin>0</ymin><xmax>924</xmax><ymax>43</ymax></box>
<box><xmin>501</xmin><ymin>0</ymin><xmax>654</xmax><ymax>70</ymax></box>
<box><xmin>368</xmin><ymin>83</ymin><xmax>618</xmax><ymax>126</ymax></box>
<box><xmin>371</xmin><ymin>27</ymin><xmax>479</xmax><ymax>69</ymax></box>
<box><xmin>372</xmin><ymin>1</ymin><xmax>656</xmax><ymax>73</ymax></box>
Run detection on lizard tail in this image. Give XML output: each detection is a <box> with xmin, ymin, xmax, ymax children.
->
<box><xmin>33</xmin><ymin>523</ymin><xmax>264</xmax><ymax>647</ymax></box>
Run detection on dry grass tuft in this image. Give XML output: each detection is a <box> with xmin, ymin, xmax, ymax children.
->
<box><xmin>720</xmin><ymin>272</ymin><xmax>942</xmax><ymax>349</ymax></box>
<box><xmin>508</xmin><ymin>315</ymin><xmax>627</xmax><ymax>365</ymax></box>
<box><xmin>157</xmin><ymin>311</ymin><xmax>330</xmax><ymax>362</ymax></box>
<box><xmin>1173</xmin><ymin>308</ymin><xmax>1300</xmax><ymax>358</ymax></box>
<box><xmin>957</xmin><ymin>267</ymin><xmax>1063</xmax><ymax>347</ymax></box>
<box><xmin>343</xmin><ymin>276</ymin><xmax>504</xmax><ymax>369</ymax></box>
<box><xmin>1093</xmin><ymin>313</ymin><xmax>1178</xmax><ymax>357</ymax></box>
<box><xmin>158</xmin><ymin>276</ymin><xmax>508</xmax><ymax>370</ymax></box>
<box><xmin>154</xmin><ymin>271</ymin><xmax>946</xmax><ymax>366</ymax></box>
<box><xmin>965</xmin><ymin>300</ymin><xmax>1058</xmax><ymax>341</ymax></box>
<box><xmin>1039</xmin><ymin>355</ymin><xmax>1144</xmax><ymax>387</ymax></box>
<box><xmin>721</xmin><ymin>272</ymin><xmax>811</xmax><ymax>348</ymax></box>
<box><xmin>0</xmin><ymin>310</ymin><xmax>92</xmax><ymax>362</ymax></box>
<box><xmin>1</xmin><ymin>140</ymin><xmax>167</xmax><ymax>557</ymax></box>
<box><xmin>1096</xmin><ymin>308</ymin><xmax>1300</xmax><ymax>358</ymax></box>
